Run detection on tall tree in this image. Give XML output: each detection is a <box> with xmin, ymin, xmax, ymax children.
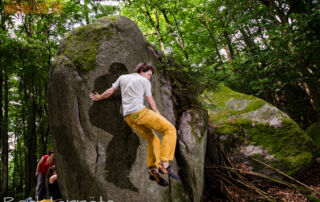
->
<box><xmin>1</xmin><ymin>66</ymin><xmax>9</xmax><ymax>196</ymax></box>
<box><xmin>0</xmin><ymin>60</ymin><xmax>3</xmax><ymax>197</ymax></box>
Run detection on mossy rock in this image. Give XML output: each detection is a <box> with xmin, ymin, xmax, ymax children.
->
<box><xmin>55</xmin><ymin>16</ymin><xmax>117</xmax><ymax>75</ymax></box>
<box><xmin>203</xmin><ymin>85</ymin><xmax>316</xmax><ymax>176</ymax></box>
<box><xmin>306</xmin><ymin>121</ymin><xmax>320</xmax><ymax>152</ymax></box>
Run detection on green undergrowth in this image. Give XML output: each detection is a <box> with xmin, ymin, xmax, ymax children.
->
<box><xmin>59</xmin><ymin>16</ymin><xmax>117</xmax><ymax>75</ymax></box>
<box><xmin>307</xmin><ymin>195</ymin><xmax>320</xmax><ymax>202</ymax></box>
<box><xmin>159</xmin><ymin>56</ymin><xmax>219</xmax><ymax>112</ymax></box>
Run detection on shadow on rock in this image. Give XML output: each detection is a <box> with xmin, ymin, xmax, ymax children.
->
<box><xmin>89</xmin><ymin>63</ymin><xmax>140</xmax><ymax>192</ymax></box>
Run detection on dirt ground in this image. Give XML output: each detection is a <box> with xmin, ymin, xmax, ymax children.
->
<box><xmin>202</xmin><ymin>163</ymin><xmax>320</xmax><ymax>202</ymax></box>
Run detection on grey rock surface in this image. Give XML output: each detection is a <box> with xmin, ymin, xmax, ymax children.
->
<box><xmin>178</xmin><ymin>109</ymin><xmax>208</xmax><ymax>202</ymax></box>
<box><xmin>48</xmin><ymin>16</ymin><xmax>206</xmax><ymax>201</ymax></box>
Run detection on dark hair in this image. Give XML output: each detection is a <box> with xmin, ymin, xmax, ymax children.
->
<box><xmin>48</xmin><ymin>151</ymin><xmax>54</xmax><ymax>156</ymax></box>
<box><xmin>134</xmin><ymin>63</ymin><xmax>154</xmax><ymax>74</ymax></box>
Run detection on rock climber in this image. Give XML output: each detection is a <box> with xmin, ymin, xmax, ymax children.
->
<box><xmin>89</xmin><ymin>63</ymin><xmax>180</xmax><ymax>186</ymax></box>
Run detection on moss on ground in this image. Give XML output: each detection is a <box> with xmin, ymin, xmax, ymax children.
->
<box><xmin>61</xmin><ymin>20</ymin><xmax>114</xmax><ymax>75</ymax></box>
<box><xmin>307</xmin><ymin>195</ymin><xmax>320</xmax><ymax>202</ymax></box>
<box><xmin>306</xmin><ymin>121</ymin><xmax>320</xmax><ymax>153</ymax></box>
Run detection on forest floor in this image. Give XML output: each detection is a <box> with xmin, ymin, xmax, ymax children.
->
<box><xmin>202</xmin><ymin>162</ymin><xmax>320</xmax><ymax>202</ymax></box>
<box><xmin>264</xmin><ymin>163</ymin><xmax>320</xmax><ymax>202</ymax></box>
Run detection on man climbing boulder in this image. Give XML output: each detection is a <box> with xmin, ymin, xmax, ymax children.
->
<box><xmin>90</xmin><ymin>63</ymin><xmax>180</xmax><ymax>186</ymax></box>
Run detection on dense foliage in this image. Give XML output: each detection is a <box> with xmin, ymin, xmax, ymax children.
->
<box><xmin>0</xmin><ymin>0</ymin><xmax>319</xmax><ymax>199</ymax></box>
<box><xmin>122</xmin><ymin>0</ymin><xmax>320</xmax><ymax>127</ymax></box>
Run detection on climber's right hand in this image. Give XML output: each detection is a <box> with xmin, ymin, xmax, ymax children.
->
<box><xmin>89</xmin><ymin>92</ymin><xmax>101</xmax><ymax>101</ymax></box>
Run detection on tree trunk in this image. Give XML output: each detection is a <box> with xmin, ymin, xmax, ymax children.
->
<box><xmin>153</xmin><ymin>9</ymin><xmax>166</xmax><ymax>54</ymax></box>
<box><xmin>222</xmin><ymin>31</ymin><xmax>235</xmax><ymax>60</ymax></box>
<box><xmin>161</xmin><ymin>8</ymin><xmax>189</xmax><ymax>59</ymax></box>
<box><xmin>198</xmin><ymin>18</ymin><xmax>223</xmax><ymax>65</ymax></box>
<box><xmin>24</xmin><ymin>91</ymin><xmax>37</xmax><ymax>197</ymax></box>
<box><xmin>0</xmin><ymin>65</ymin><xmax>3</xmax><ymax>196</ymax></box>
<box><xmin>301</xmin><ymin>80</ymin><xmax>320</xmax><ymax>120</ymax></box>
<box><xmin>238</xmin><ymin>27</ymin><xmax>262</xmax><ymax>81</ymax></box>
<box><xmin>215</xmin><ymin>10</ymin><xmax>235</xmax><ymax>61</ymax></box>
<box><xmin>1</xmin><ymin>66</ymin><xmax>8</xmax><ymax>196</ymax></box>
<box><xmin>18</xmin><ymin>136</ymin><xmax>24</xmax><ymax>194</ymax></box>
<box><xmin>258</xmin><ymin>0</ymin><xmax>286</xmax><ymax>25</ymax></box>
<box><xmin>143</xmin><ymin>7</ymin><xmax>166</xmax><ymax>53</ymax></box>
<box><xmin>38</xmin><ymin>106</ymin><xmax>48</xmax><ymax>156</ymax></box>
<box><xmin>84</xmin><ymin>0</ymin><xmax>90</xmax><ymax>25</ymax></box>
<box><xmin>12</xmin><ymin>132</ymin><xmax>17</xmax><ymax>195</ymax></box>
<box><xmin>170</xmin><ymin>10</ymin><xmax>186</xmax><ymax>52</ymax></box>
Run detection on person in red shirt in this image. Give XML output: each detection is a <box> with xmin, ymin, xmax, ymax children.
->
<box><xmin>35</xmin><ymin>151</ymin><xmax>55</xmax><ymax>200</ymax></box>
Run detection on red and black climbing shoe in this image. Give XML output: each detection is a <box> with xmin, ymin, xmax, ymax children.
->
<box><xmin>159</xmin><ymin>165</ymin><xmax>180</xmax><ymax>180</ymax></box>
<box><xmin>149</xmin><ymin>168</ymin><xmax>169</xmax><ymax>186</ymax></box>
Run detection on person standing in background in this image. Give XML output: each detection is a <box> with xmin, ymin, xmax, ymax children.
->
<box><xmin>35</xmin><ymin>151</ymin><xmax>55</xmax><ymax>200</ymax></box>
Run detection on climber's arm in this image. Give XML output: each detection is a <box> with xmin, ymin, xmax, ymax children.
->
<box><xmin>146</xmin><ymin>95</ymin><xmax>160</xmax><ymax>114</ymax></box>
<box><xmin>89</xmin><ymin>87</ymin><xmax>117</xmax><ymax>101</ymax></box>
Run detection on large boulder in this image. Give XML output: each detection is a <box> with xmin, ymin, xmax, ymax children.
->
<box><xmin>203</xmin><ymin>85</ymin><xmax>317</xmax><ymax>176</ymax></box>
<box><xmin>48</xmin><ymin>16</ymin><xmax>207</xmax><ymax>201</ymax></box>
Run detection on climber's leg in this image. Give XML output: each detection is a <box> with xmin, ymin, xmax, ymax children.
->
<box><xmin>125</xmin><ymin>112</ymin><xmax>160</xmax><ymax>169</ymax></box>
<box><xmin>133</xmin><ymin>108</ymin><xmax>177</xmax><ymax>162</ymax></box>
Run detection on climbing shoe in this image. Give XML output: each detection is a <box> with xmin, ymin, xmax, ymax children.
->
<box><xmin>159</xmin><ymin>165</ymin><xmax>180</xmax><ymax>180</ymax></box>
<box><xmin>149</xmin><ymin>168</ymin><xmax>169</xmax><ymax>186</ymax></box>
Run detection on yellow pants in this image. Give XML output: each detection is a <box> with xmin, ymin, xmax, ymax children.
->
<box><xmin>125</xmin><ymin>108</ymin><xmax>177</xmax><ymax>169</ymax></box>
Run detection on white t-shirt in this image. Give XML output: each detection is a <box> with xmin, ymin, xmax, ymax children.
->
<box><xmin>112</xmin><ymin>73</ymin><xmax>152</xmax><ymax>116</ymax></box>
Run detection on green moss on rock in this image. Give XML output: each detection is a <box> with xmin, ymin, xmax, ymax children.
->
<box><xmin>60</xmin><ymin>21</ymin><xmax>114</xmax><ymax>75</ymax></box>
<box><xmin>306</xmin><ymin>121</ymin><xmax>320</xmax><ymax>152</ymax></box>
<box><xmin>188</xmin><ymin>108</ymin><xmax>208</xmax><ymax>143</ymax></box>
<box><xmin>204</xmin><ymin>85</ymin><xmax>257</xmax><ymax>109</ymax></box>
<box><xmin>98</xmin><ymin>15</ymin><xmax>119</xmax><ymax>23</ymax></box>
<box><xmin>203</xmin><ymin>85</ymin><xmax>316</xmax><ymax>175</ymax></box>
<box><xmin>204</xmin><ymin>85</ymin><xmax>265</xmax><ymax>123</ymax></box>
<box><xmin>213</xmin><ymin>119</ymin><xmax>314</xmax><ymax>175</ymax></box>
